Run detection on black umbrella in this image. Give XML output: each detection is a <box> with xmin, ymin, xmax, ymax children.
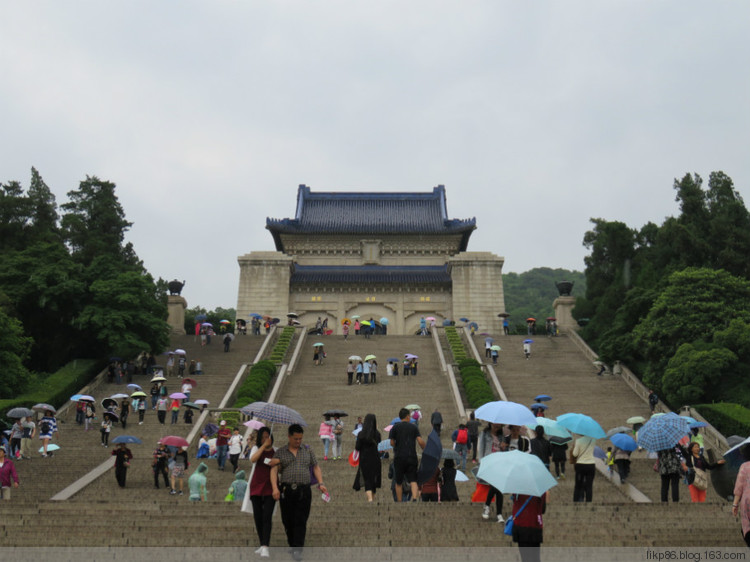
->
<box><xmin>417</xmin><ymin>430</ymin><xmax>442</xmax><ymax>485</ymax></box>
<box><xmin>323</xmin><ymin>409</ymin><xmax>348</xmax><ymax>417</ymax></box>
<box><xmin>104</xmin><ymin>411</ymin><xmax>119</xmax><ymax>422</ymax></box>
<box><xmin>101</xmin><ymin>398</ymin><xmax>117</xmax><ymax>410</ymax></box>
<box><xmin>7</xmin><ymin>407</ymin><xmax>34</xmax><ymax>419</ymax></box>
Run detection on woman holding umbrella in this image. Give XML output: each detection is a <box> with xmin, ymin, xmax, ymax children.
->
<box><xmin>111</xmin><ymin>443</ymin><xmax>133</xmax><ymax>488</ymax></box>
<box><xmin>354</xmin><ymin>414</ymin><xmax>381</xmax><ymax>503</ymax></box>
<box><xmin>249</xmin><ymin>427</ymin><xmax>278</xmax><ymax>558</ymax></box>
<box><xmin>684</xmin><ymin>441</ymin><xmax>725</xmax><ymax>502</ymax></box>
<box><xmin>38</xmin><ymin>409</ymin><xmax>58</xmax><ymax>458</ymax></box>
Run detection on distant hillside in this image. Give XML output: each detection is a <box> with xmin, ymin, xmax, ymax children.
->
<box><xmin>503</xmin><ymin>267</ymin><xmax>586</xmax><ymax>326</ymax></box>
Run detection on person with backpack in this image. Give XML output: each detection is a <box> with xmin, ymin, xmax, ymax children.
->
<box><xmin>39</xmin><ymin>410</ymin><xmax>58</xmax><ymax>458</ymax></box>
<box><xmin>84</xmin><ymin>402</ymin><xmax>96</xmax><ymax>431</ymax></box>
<box><xmin>452</xmin><ymin>424</ymin><xmax>471</xmax><ymax>471</ymax></box>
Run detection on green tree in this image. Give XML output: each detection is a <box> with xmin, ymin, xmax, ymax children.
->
<box><xmin>662</xmin><ymin>343</ymin><xmax>737</xmax><ymax>406</ymax></box>
<box><xmin>0</xmin><ymin>303</ymin><xmax>32</xmax><ymax>398</ymax></box>
<box><xmin>503</xmin><ymin>268</ymin><xmax>586</xmax><ymax>324</ymax></box>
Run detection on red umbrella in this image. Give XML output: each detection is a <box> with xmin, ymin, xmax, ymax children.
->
<box><xmin>526</xmin><ymin>317</ymin><xmax>536</xmax><ymax>322</ymax></box>
<box><xmin>182</xmin><ymin>378</ymin><xmax>197</xmax><ymax>386</ymax></box>
<box><xmin>159</xmin><ymin>436</ymin><xmax>189</xmax><ymax>448</ymax></box>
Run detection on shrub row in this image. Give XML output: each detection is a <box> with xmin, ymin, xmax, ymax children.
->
<box><xmin>457</xmin><ymin>358</ymin><xmax>495</xmax><ymax>408</ymax></box>
<box><xmin>0</xmin><ymin>359</ymin><xmax>102</xmax><ymax>425</ymax></box>
<box><xmin>268</xmin><ymin>327</ymin><xmax>296</xmax><ymax>363</ymax></box>
<box><xmin>233</xmin><ymin>360</ymin><xmax>278</xmax><ymax>408</ymax></box>
<box><xmin>445</xmin><ymin>327</ymin><xmax>468</xmax><ymax>362</ymax></box>
<box><xmin>694</xmin><ymin>403</ymin><xmax>750</xmax><ymax>438</ymax></box>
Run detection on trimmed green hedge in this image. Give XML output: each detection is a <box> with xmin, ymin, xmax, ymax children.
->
<box><xmin>445</xmin><ymin>328</ymin><xmax>494</xmax><ymax>408</ymax></box>
<box><xmin>0</xmin><ymin>359</ymin><xmax>102</xmax><ymax>425</ymax></box>
<box><xmin>234</xmin><ymin>360</ymin><xmax>278</xmax><ymax>407</ymax></box>
<box><xmin>445</xmin><ymin>327</ymin><xmax>468</xmax><ymax>362</ymax></box>
<box><xmin>694</xmin><ymin>403</ymin><xmax>750</xmax><ymax>438</ymax></box>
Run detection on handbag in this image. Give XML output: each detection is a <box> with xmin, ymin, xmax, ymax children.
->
<box><xmin>568</xmin><ymin>450</ymin><xmax>577</xmax><ymax>465</ymax></box>
<box><xmin>692</xmin><ymin>467</ymin><xmax>708</xmax><ymax>491</ymax></box>
<box><xmin>504</xmin><ymin>496</ymin><xmax>533</xmax><ymax>536</ymax></box>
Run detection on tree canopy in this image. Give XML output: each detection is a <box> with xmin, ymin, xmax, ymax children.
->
<box><xmin>576</xmin><ymin>171</ymin><xmax>750</xmax><ymax>408</ymax></box>
<box><xmin>0</xmin><ymin>169</ymin><xmax>169</xmax><ymax>397</ymax></box>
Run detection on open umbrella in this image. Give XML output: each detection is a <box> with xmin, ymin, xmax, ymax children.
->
<box><xmin>201</xmin><ymin>322</ymin><xmax>213</xmax><ymax>327</ymax></box>
<box><xmin>130</xmin><ymin>391</ymin><xmax>147</xmax><ymax>398</ymax></box>
<box><xmin>377</xmin><ymin>439</ymin><xmax>393</xmax><ymax>452</ymax></box>
<box><xmin>352</xmin><ymin>428</ymin><xmax>362</xmax><ymax>437</ymax></box>
<box><xmin>7</xmin><ymin>407</ymin><xmax>34</xmax><ymax>418</ymax></box>
<box><xmin>477</xmin><ymin>450</ymin><xmax>558</xmax><ymax>496</ymax></box>
<box><xmin>593</xmin><ymin>446</ymin><xmax>607</xmax><ymax>460</ymax></box>
<box><xmin>286</xmin><ymin>312</ymin><xmax>299</xmax><ymax>318</ymax></box>
<box><xmin>380</xmin><ymin>317</ymin><xmax>389</xmax><ymax>325</ymax></box>
<box><xmin>498</xmin><ymin>313</ymin><xmax>510</xmax><ymax>318</ymax></box>
<box><xmin>526</xmin><ymin>318</ymin><xmax>536</xmax><ymax>322</ymax></box>
<box><xmin>383</xmin><ymin>425</ymin><xmax>393</xmax><ymax>433</ymax></box>
<box><xmin>244</xmin><ymin>420</ymin><xmax>267</xmax><ymax>430</ymax></box>
<box><xmin>194</xmin><ymin>399</ymin><xmax>209</xmax><ymax>405</ymax></box>
<box><xmin>546</xmin><ymin>317</ymin><xmax>557</xmax><ymax>321</ymax></box>
<box><xmin>110</xmin><ymin>393</ymin><xmax>129</xmax><ymax>399</ymax></box>
<box><xmin>441</xmin><ymin>449</ymin><xmax>461</xmax><ymax>461</ymax></box>
<box><xmin>174</xmin><ymin>349</ymin><xmax>186</xmax><ymax>355</ymax></box>
<box><xmin>150</xmin><ymin>376</ymin><xmax>166</xmax><ymax>383</ymax></box>
<box><xmin>169</xmin><ymin>392</ymin><xmax>187</xmax><ymax>400</ymax></box>
<box><xmin>417</xmin><ymin>430</ymin><xmax>442</xmax><ymax>484</ymax></box>
<box><xmin>474</xmin><ymin>401</ymin><xmax>537</xmax><ymax>426</ymax></box>
<box><xmin>365</xmin><ymin>354</ymin><xmax>376</xmax><ymax>361</ymax></box>
<box><xmin>405</xmin><ymin>353</ymin><xmax>418</xmax><ymax>359</ymax></box>
<box><xmin>468</xmin><ymin>322</ymin><xmax>478</xmax><ymax>331</ymax></box>
<box><xmin>182</xmin><ymin>402</ymin><xmax>201</xmax><ymax>410</ymax></box>
<box><xmin>556</xmin><ymin>413</ymin><xmax>606</xmax><ymax>439</ymax></box>
<box><xmin>610</xmin><ymin>433</ymin><xmax>637</xmax><ymax>452</ymax></box>
<box><xmin>111</xmin><ymin>435</ymin><xmax>143</xmax><ymax>445</ymax></box>
<box><xmin>348</xmin><ymin>355</ymin><xmax>362</xmax><ymax>362</ymax></box>
<box><xmin>160</xmin><ymin>435</ymin><xmax>189</xmax><ymax>448</ymax></box>
<box><xmin>529</xmin><ymin>403</ymin><xmax>548</xmax><ymax>411</ymax></box>
<box><xmin>405</xmin><ymin>404</ymin><xmax>421</xmax><ymax>411</ymax></box>
<box><xmin>426</xmin><ymin>316</ymin><xmax>436</xmax><ymax>323</ymax></box>
<box><xmin>455</xmin><ymin>470</ymin><xmax>470</xmax><ymax>482</ymax></box>
<box><xmin>523</xmin><ymin>339</ymin><xmax>534</xmax><ymax>344</ymax></box>
<box><xmin>606</xmin><ymin>426</ymin><xmax>633</xmax><ymax>438</ymax></box>
<box><xmin>312</xmin><ymin>342</ymin><xmax>324</xmax><ymax>347</ymax></box>
<box><xmin>74</xmin><ymin>395</ymin><xmax>95</xmax><ymax>402</ymax></box>
<box><xmin>459</xmin><ymin>317</ymin><xmax>470</xmax><ymax>322</ymax></box>
<box><xmin>38</xmin><ymin>444</ymin><xmax>60</xmax><ymax>453</ymax></box>
<box><xmin>127</xmin><ymin>384</ymin><xmax>142</xmax><ymax>391</ymax></box>
<box><xmin>524</xmin><ymin>417</ymin><xmax>571</xmax><ymax>440</ymax></box>
<box><xmin>626</xmin><ymin>416</ymin><xmax>646</xmax><ymax>425</ymax></box>
<box><xmin>534</xmin><ymin>395</ymin><xmax>552</xmax><ymax>402</ymax></box>
<box><xmin>351</xmin><ymin>315</ymin><xmax>360</xmax><ymax>320</ymax></box>
<box><xmin>689</xmin><ymin>421</ymin><xmax>708</xmax><ymax>429</ymax></box>
<box><xmin>240</xmin><ymin>401</ymin><xmax>267</xmax><ymax>416</ymax></box>
<box><xmin>341</xmin><ymin>318</ymin><xmax>351</xmax><ymax>325</ymax></box>
<box><xmin>361</xmin><ymin>320</ymin><xmax>371</xmax><ymax>326</ymax></box>
<box><xmin>103</xmin><ymin>411</ymin><xmax>119</xmax><ymax>422</ymax></box>
<box><xmin>182</xmin><ymin>378</ymin><xmax>197</xmax><ymax>387</ymax></box>
<box><xmin>221</xmin><ymin>319</ymin><xmax>232</xmax><ymax>324</ymax></box>
<box><xmin>32</xmin><ymin>403</ymin><xmax>56</xmax><ymax>414</ymax></box>
<box><xmin>195</xmin><ymin>314</ymin><xmax>207</xmax><ymax>321</ymax></box>
<box><xmin>202</xmin><ymin>423</ymin><xmax>219</xmax><ymax>436</ymax></box>
<box><xmin>253</xmin><ymin>403</ymin><xmax>307</xmax><ymax>426</ymax></box>
<box><xmin>490</xmin><ymin>345</ymin><xmax>502</xmax><ymax>351</ymax></box>
<box><xmin>442</xmin><ymin>319</ymin><xmax>452</xmax><ymax>326</ymax></box>
<box><xmin>387</xmin><ymin>357</ymin><xmax>399</xmax><ymax>362</ymax></box>
<box><xmin>249</xmin><ymin>313</ymin><xmax>263</xmax><ymax>319</ymax></box>
<box><xmin>636</xmin><ymin>412</ymin><xmax>691</xmax><ymax>452</ymax></box>
<box><xmin>724</xmin><ymin>437</ymin><xmax>750</xmax><ymax>471</ymax></box>
<box><xmin>101</xmin><ymin>398</ymin><xmax>117</xmax><ymax>409</ymax></box>
<box><xmin>323</xmin><ymin>409</ymin><xmax>348</xmax><ymax>417</ymax></box>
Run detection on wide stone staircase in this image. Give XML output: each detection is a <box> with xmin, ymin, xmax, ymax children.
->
<box><xmin>0</xmin><ymin>330</ymin><xmax>744</xmax><ymax>549</ymax></box>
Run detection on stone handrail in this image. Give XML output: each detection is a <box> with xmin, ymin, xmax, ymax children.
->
<box><xmin>432</xmin><ymin>328</ymin><xmax>465</xmax><ymax>422</ymax></box>
<box><xmin>567</xmin><ymin>330</ymin><xmax>729</xmax><ymax>455</ymax></box>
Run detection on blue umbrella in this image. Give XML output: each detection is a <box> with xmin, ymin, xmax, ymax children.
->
<box><xmin>455</xmin><ymin>470</ymin><xmax>470</xmax><ymax>482</ymax></box>
<box><xmin>689</xmin><ymin>421</ymin><xmax>708</xmax><ymax>429</ymax></box>
<box><xmin>390</xmin><ymin>417</ymin><xmax>402</xmax><ymax>426</ymax></box>
<box><xmin>523</xmin><ymin>339</ymin><xmax>534</xmax><ymax>344</ymax></box>
<box><xmin>459</xmin><ymin>317</ymin><xmax>470</xmax><ymax>322</ymax></box>
<box><xmin>485</xmin><ymin>337</ymin><xmax>494</xmax><ymax>344</ymax></box>
<box><xmin>681</xmin><ymin>415</ymin><xmax>698</xmax><ymax>425</ymax></box>
<box><xmin>636</xmin><ymin>412</ymin><xmax>690</xmax><ymax>452</ymax></box>
<box><xmin>380</xmin><ymin>317</ymin><xmax>389</xmax><ymax>325</ymax></box>
<box><xmin>442</xmin><ymin>319</ymin><xmax>452</xmax><ymax>326</ymax></box>
<box><xmin>249</xmin><ymin>313</ymin><xmax>263</xmax><ymax>319</ymax></box>
<box><xmin>202</xmin><ymin>423</ymin><xmax>219</xmax><ymax>436</ymax></box>
<box><xmin>534</xmin><ymin>394</ymin><xmax>552</xmax><ymax>402</ymax></box>
<box><xmin>111</xmin><ymin>435</ymin><xmax>143</xmax><ymax>445</ymax></box>
<box><xmin>610</xmin><ymin>433</ymin><xmax>637</xmax><ymax>452</ymax></box>
<box><xmin>525</xmin><ymin>417</ymin><xmax>572</xmax><ymax>440</ymax></box>
<box><xmin>529</xmin><ymin>403</ymin><xmax>548</xmax><ymax>411</ymax></box>
<box><xmin>387</xmin><ymin>357</ymin><xmax>399</xmax><ymax>362</ymax></box>
<box><xmin>593</xmin><ymin>446</ymin><xmax>607</xmax><ymax>460</ymax></box>
<box><xmin>468</xmin><ymin>322</ymin><xmax>479</xmax><ymax>331</ymax></box>
<box><xmin>377</xmin><ymin>439</ymin><xmax>393</xmax><ymax>452</ymax></box>
<box><xmin>195</xmin><ymin>314</ymin><xmax>207</xmax><ymax>322</ymax></box>
<box><xmin>556</xmin><ymin>413</ymin><xmax>606</xmax><ymax>439</ymax></box>
<box><xmin>417</xmin><ymin>430</ymin><xmax>442</xmax><ymax>485</ymax></box>
<box><xmin>127</xmin><ymin>384</ymin><xmax>142</xmax><ymax>391</ymax></box>
<box><xmin>475</xmin><ymin>401</ymin><xmax>538</xmax><ymax>426</ymax></box>
<box><xmin>477</xmin><ymin>450</ymin><xmax>558</xmax><ymax>496</ymax></box>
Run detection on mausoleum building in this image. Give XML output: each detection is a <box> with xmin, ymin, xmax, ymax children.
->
<box><xmin>236</xmin><ymin>185</ymin><xmax>506</xmax><ymax>335</ymax></box>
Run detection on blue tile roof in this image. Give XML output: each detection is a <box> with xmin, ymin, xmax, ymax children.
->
<box><xmin>290</xmin><ymin>265</ymin><xmax>452</xmax><ymax>286</ymax></box>
<box><xmin>267</xmin><ymin>185</ymin><xmax>476</xmax><ymax>251</ymax></box>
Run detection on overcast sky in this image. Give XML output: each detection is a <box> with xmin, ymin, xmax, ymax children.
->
<box><xmin>2</xmin><ymin>2</ymin><xmax>748</xmax><ymax>310</ymax></box>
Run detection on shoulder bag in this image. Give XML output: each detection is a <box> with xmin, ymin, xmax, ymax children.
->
<box><xmin>504</xmin><ymin>496</ymin><xmax>533</xmax><ymax>536</ymax></box>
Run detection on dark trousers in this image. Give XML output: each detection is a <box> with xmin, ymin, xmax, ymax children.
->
<box><xmin>615</xmin><ymin>459</ymin><xmax>630</xmax><ymax>482</ymax></box>
<box><xmin>661</xmin><ymin>473</ymin><xmax>680</xmax><ymax>502</ymax></box>
<box><xmin>251</xmin><ymin>495</ymin><xmax>276</xmax><ymax>547</ymax></box>
<box><xmin>421</xmin><ymin>493</ymin><xmax>438</xmax><ymax>502</ymax></box>
<box><xmin>280</xmin><ymin>484</ymin><xmax>312</xmax><ymax>550</ymax></box>
<box><xmin>553</xmin><ymin>459</ymin><xmax>566</xmax><ymax>477</ymax></box>
<box><xmin>573</xmin><ymin>463</ymin><xmax>595</xmax><ymax>502</ymax></box>
<box><xmin>518</xmin><ymin>545</ymin><xmax>541</xmax><ymax>562</ymax></box>
<box><xmin>157</xmin><ymin>411</ymin><xmax>166</xmax><ymax>424</ymax></box>
<box><xmin>154</xmin><ymin>464</ymin><xmax>169</xmax><ymax>488</ymax></box>
<box><xmin>139</xmin><ymin>410</ymin><xmax>145</xmax><ymax>422</ymax></box>
<box><xmin>121</xmin><ymin>412</ymin><xmax>128</xmax><ymax>429</ymax></box>
<box><xmin>115</xmin><ymin>465</ymin><xmax>127</xmax><ymax>487</ymax></box>
<box><xmin>347</xmin><ymin>372</ymin><xmax>353</xmax><ymax>385</ymax></box>
<box><xmin>230</xmin><ymin>453</ymin><xmax>240</xmax><ymax>473</ymax></box>
<box><xmin>485</xmin><ymin>485</ymin><xmax>503</xmax><ymax>515</ymax></box>
<box><xmin>470</xmin><ymin>435</ymin><xmax>478</xmax><ymax>460</ymax></box>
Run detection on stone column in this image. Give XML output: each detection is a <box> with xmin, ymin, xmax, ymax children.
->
<box><xmin>448</xmin><ymin>252</ymin><xmax>505</xmax><ymax>334</ymax></box>
<box><xmin>236</xmin><ymin>251</ymin><xmax>294</xmax><ymax>319</ymax></box>
<box><xmin>167</xmin><ymin>295</ymin><xmax>187</xmax><ymax>335</ymax></box>
<box><xmin>553</xmin><ymin>296</ymin><xmax>577</xmax><ymax>332</ymax></box>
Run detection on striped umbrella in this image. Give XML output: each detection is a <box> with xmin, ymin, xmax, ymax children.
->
<box><xmin>253</xmin><ymin>403</ymin><xmax>307</xmax><ymax>426</ymax></box>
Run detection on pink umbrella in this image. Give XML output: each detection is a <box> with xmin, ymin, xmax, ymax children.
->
<box><xmin>244</xmin><ymin>420</ymin><xmax>267</xmax><ymax>430</ymax></box>
<box><xmin>159</xmin><ymin>435</ymin><xmax>189</xmax><ymax>448</ymax></box>
<box><xmin>384</xmin><ymin>425</ymin><xmax>393</xmax><ymax>432</ymax></box>
<box><xmin>170</xmin><ymin>392</ymin><xmax>187</xmax><ymax>400</ymax></box>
